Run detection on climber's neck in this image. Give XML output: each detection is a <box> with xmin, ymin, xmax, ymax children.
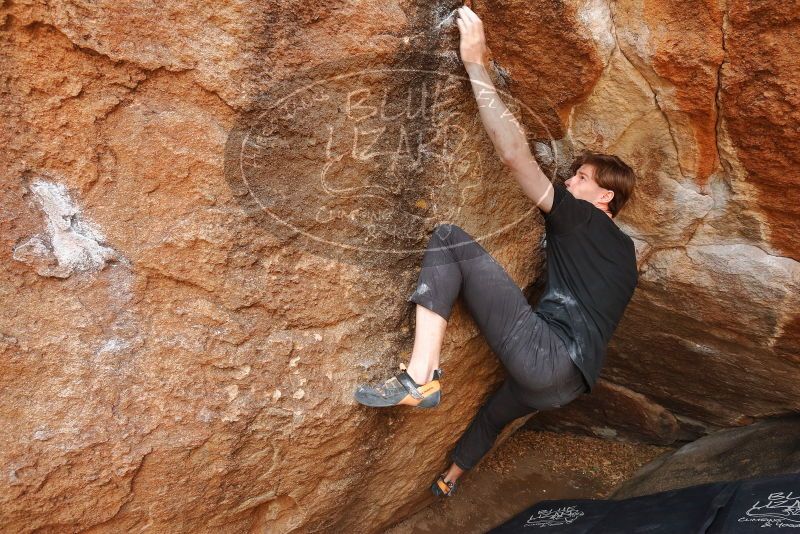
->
<box><xmin>594</xmin><ymin>200</ymin><xmax>613</xmax><ymax>219</ymax></box>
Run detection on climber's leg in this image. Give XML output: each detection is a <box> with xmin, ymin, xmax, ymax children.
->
<box><xmin>355</xmin><ymin>223</ymin><xmax>585</xmax><ymax>409</ymax></box>
<box><xmin>444</xmin><ymin>342</ymin><xmax>588</xmax><ymax>478</ymax></box>
<box><xmin>436</xmin><ymin>363</ymin><xmax>587</xmax><ymax>486</ymax></box>
<box><xmin>409</xmin><ymin>224</ymin><xmax>589</xmax><ymax>401</ymax></box>
<box><xmin>442</xmin><ymin>461</ymin><xmax>464</xmax><ymax>486</ymax></box>
<box><xmin>406</xmin><ymin>223</ymin><xmax>501</xmax><ymax>322</ymax></box>
<box><xmin>404</xmin><ymin>304</ymin><xmax>447</xmax><ymax>386</ymax></box>
<box><xmin>406</xmin><ymin>223</ymin><xmax>543</xmax><ymax>385</ymax></box>
<box><xmin>450</xmin><ymin>380</ymin><xmax>535</xmax><ymax>472</ymax></box>
<box><xmin>353</xmin><ymin>223</ymin><xmax>496</xmax><ymax>408</ymax></box>
<box><xmin>404</xmin><ymin>223</ymin><xmax>487</xmax><ymax>384</ymax></box>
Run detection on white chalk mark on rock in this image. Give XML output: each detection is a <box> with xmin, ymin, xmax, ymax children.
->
<box><xmin>97</xmin><ymin>338</ymin><xmax>130</xmax><ymax>355</ymax></box>
<box><xmin>577</xmin><ymin>0</ymin><xmax>616</xmax><ymax>59</ymax></box>
<box><xmin>13</xmin><ymin>179</ymin><xmax>118</xmax><ymax>278</ymax></box>
<box><xmin>196</xmin><ymin>407</ymin><xmax>214</xmax><ymax>423</ymax></box>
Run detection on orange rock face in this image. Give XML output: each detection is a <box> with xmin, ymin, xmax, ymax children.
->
<box><xmin>1</xmin><ymin>0</ymin><xmax>798</xmax><ymax>532</ymax></box>
<box><xmin>720</xmin><ymin>1</ymin><xmax>800</xmax><ymax>260</ymax></box>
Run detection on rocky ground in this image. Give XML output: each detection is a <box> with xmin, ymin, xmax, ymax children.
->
<box><xmin>387</xmin><ymin>429</ymin><xmax>675</xmax><ymax>533</ymax></box>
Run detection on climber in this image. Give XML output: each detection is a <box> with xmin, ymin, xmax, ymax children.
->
<box><xmin>353</xmin><ymin>4</ymin><xmax>639</xmax><ymax>498</ymax></box>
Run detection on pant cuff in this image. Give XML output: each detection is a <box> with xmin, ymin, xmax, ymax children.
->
<box><xmin>408</xmin><ymin>294</ymin><xmax>451</xmax><ymax>322</ymax></box>
<box><xmin>451</xmin><ymin>455</ymin><xmax>472</xmax><ymax>472</ymax></box>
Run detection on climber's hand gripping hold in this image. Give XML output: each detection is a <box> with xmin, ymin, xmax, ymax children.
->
<box><xmin>455</xmin><ymin>4</ymin><xmax>490</xmax><ymax>69</ymax></box>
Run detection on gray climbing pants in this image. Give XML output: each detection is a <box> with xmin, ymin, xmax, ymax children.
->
<box><xmin>407</xmin><ymin>223</ymin><xmax>588</xmax><ymax>470</ymax></box>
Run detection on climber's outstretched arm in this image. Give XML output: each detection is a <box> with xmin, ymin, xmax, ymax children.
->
<box><xmin>456</xmin><ymin>5</ymin><xmax>555</xmax><ymax>213</ymax></box>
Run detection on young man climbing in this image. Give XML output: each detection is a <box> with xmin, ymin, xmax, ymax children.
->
<box><xmin>353</xmin><ymin>4</ymin><xmax>639</xmax><ymax>498</ymax></box>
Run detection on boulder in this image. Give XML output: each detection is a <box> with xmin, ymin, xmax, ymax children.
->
<box><xmin>611</xmin><ymin>415</ymin><xmax>800</xmax><ymax>499</ymax></box>
<box><xmin>1</xmin><ymin>0</ymin><xmax>798</xmax><ymax>531</ymax></box>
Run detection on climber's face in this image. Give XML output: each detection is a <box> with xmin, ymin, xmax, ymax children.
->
<box><xmin>565</xmin><ymin>163</ymin><xmax>614</xmax><ymax>215</ymax></box>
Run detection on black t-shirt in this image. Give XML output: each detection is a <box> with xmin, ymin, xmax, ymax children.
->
<box><xmin>535</xmin><ymin>183</ymin><xmax>638</xmax><ymax>394</ymax></box>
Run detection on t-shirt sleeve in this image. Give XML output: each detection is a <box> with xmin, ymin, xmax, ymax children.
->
<box><xmin>542</xmin><ymin>182</ymin><xmax>593</xmax><ymax>234</ymax></box>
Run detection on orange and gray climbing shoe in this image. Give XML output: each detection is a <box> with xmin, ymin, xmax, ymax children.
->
<box><xmin>353</xmin><ymin>365</ymin><xmax>443</xmax><ymax>408</ymax></box>
<box><xmin>431</xmin><ymin>472</ymin><xmax>458</xmax><ymax>497</ymax></box>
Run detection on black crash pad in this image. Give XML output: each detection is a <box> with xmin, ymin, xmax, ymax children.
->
<box><xmin>489</xmin><ymin>472</ymin><xmax>799</xmax><ymax>533</ymax></box>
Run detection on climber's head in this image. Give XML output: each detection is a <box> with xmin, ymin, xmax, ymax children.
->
<box><xmin>564</xmin><ymin>151</ymin><xmax>636</xmax><ymax>219</ymax></box>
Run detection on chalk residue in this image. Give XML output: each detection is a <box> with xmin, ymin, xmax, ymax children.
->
<box><xmin>13</xmin><ymin>179</ymin><xmax>117</xmax><ymax>278</ymax></box>
<box><xmin>577</xmin><ymin>0</ymin><xmax>616</xmax><ymax>59</ymax></box>
<box><xmin>435</xmin><ymin>8</ymin><xmax>458</xmax><ymax>30</ymax></box>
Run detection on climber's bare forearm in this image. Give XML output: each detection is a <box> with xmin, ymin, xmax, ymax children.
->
<box><xmin>456</xmin><ymin>5</ymin><xmax>553</xmax><ymax>211</ymax></box>
<box><xmin>463</xmin><ymin>62</ymin><xmax>526</xmax><ymax>162</ymax></box>
<box><xmin>464</xmin><ymin>62</ymin><xmax>554</xmax><ymax>212</ymax></box>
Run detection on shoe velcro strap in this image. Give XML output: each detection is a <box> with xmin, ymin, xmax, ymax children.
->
<box><xmin>396</xmin><ymin>371</ymin><xmax>424</xmax><ymax>400</ymax></box>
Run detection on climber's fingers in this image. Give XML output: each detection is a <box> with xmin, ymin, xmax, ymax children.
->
<box><xmin>456</xmin><ymin>7</ymin><xmax>473</xmax><ymax>36</ymax></box>
<box><xmin>459</xmin><ymin>4</ymin><xmax>482</xmax><ymax>26</ymax></box>
<box><xmin>456</xmin><ymin>5</ymin><xmax>488</xmax><ymax>67</ymax></box>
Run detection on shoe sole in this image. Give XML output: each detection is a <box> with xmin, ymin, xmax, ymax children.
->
<box><xmin>354</xmin><ymin>380</ymin><xmax>441</xmax><ymax>408</ymax></box>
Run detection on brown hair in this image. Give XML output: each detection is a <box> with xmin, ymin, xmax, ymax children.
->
<box><xmin>569</xmin><ymin>151</ymin><xmax>637</xmax><ymax>218</ymax></box>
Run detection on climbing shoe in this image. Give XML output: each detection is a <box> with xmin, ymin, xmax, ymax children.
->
<box><xmin>353</xmin><ymin>365</ymin><xmax>443</xmax><ymax>408</ymax></box>
<box><xmin>431</xmin><ymin>472</ymin><xmax>458</xmax><ymax>497</ymax></box>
